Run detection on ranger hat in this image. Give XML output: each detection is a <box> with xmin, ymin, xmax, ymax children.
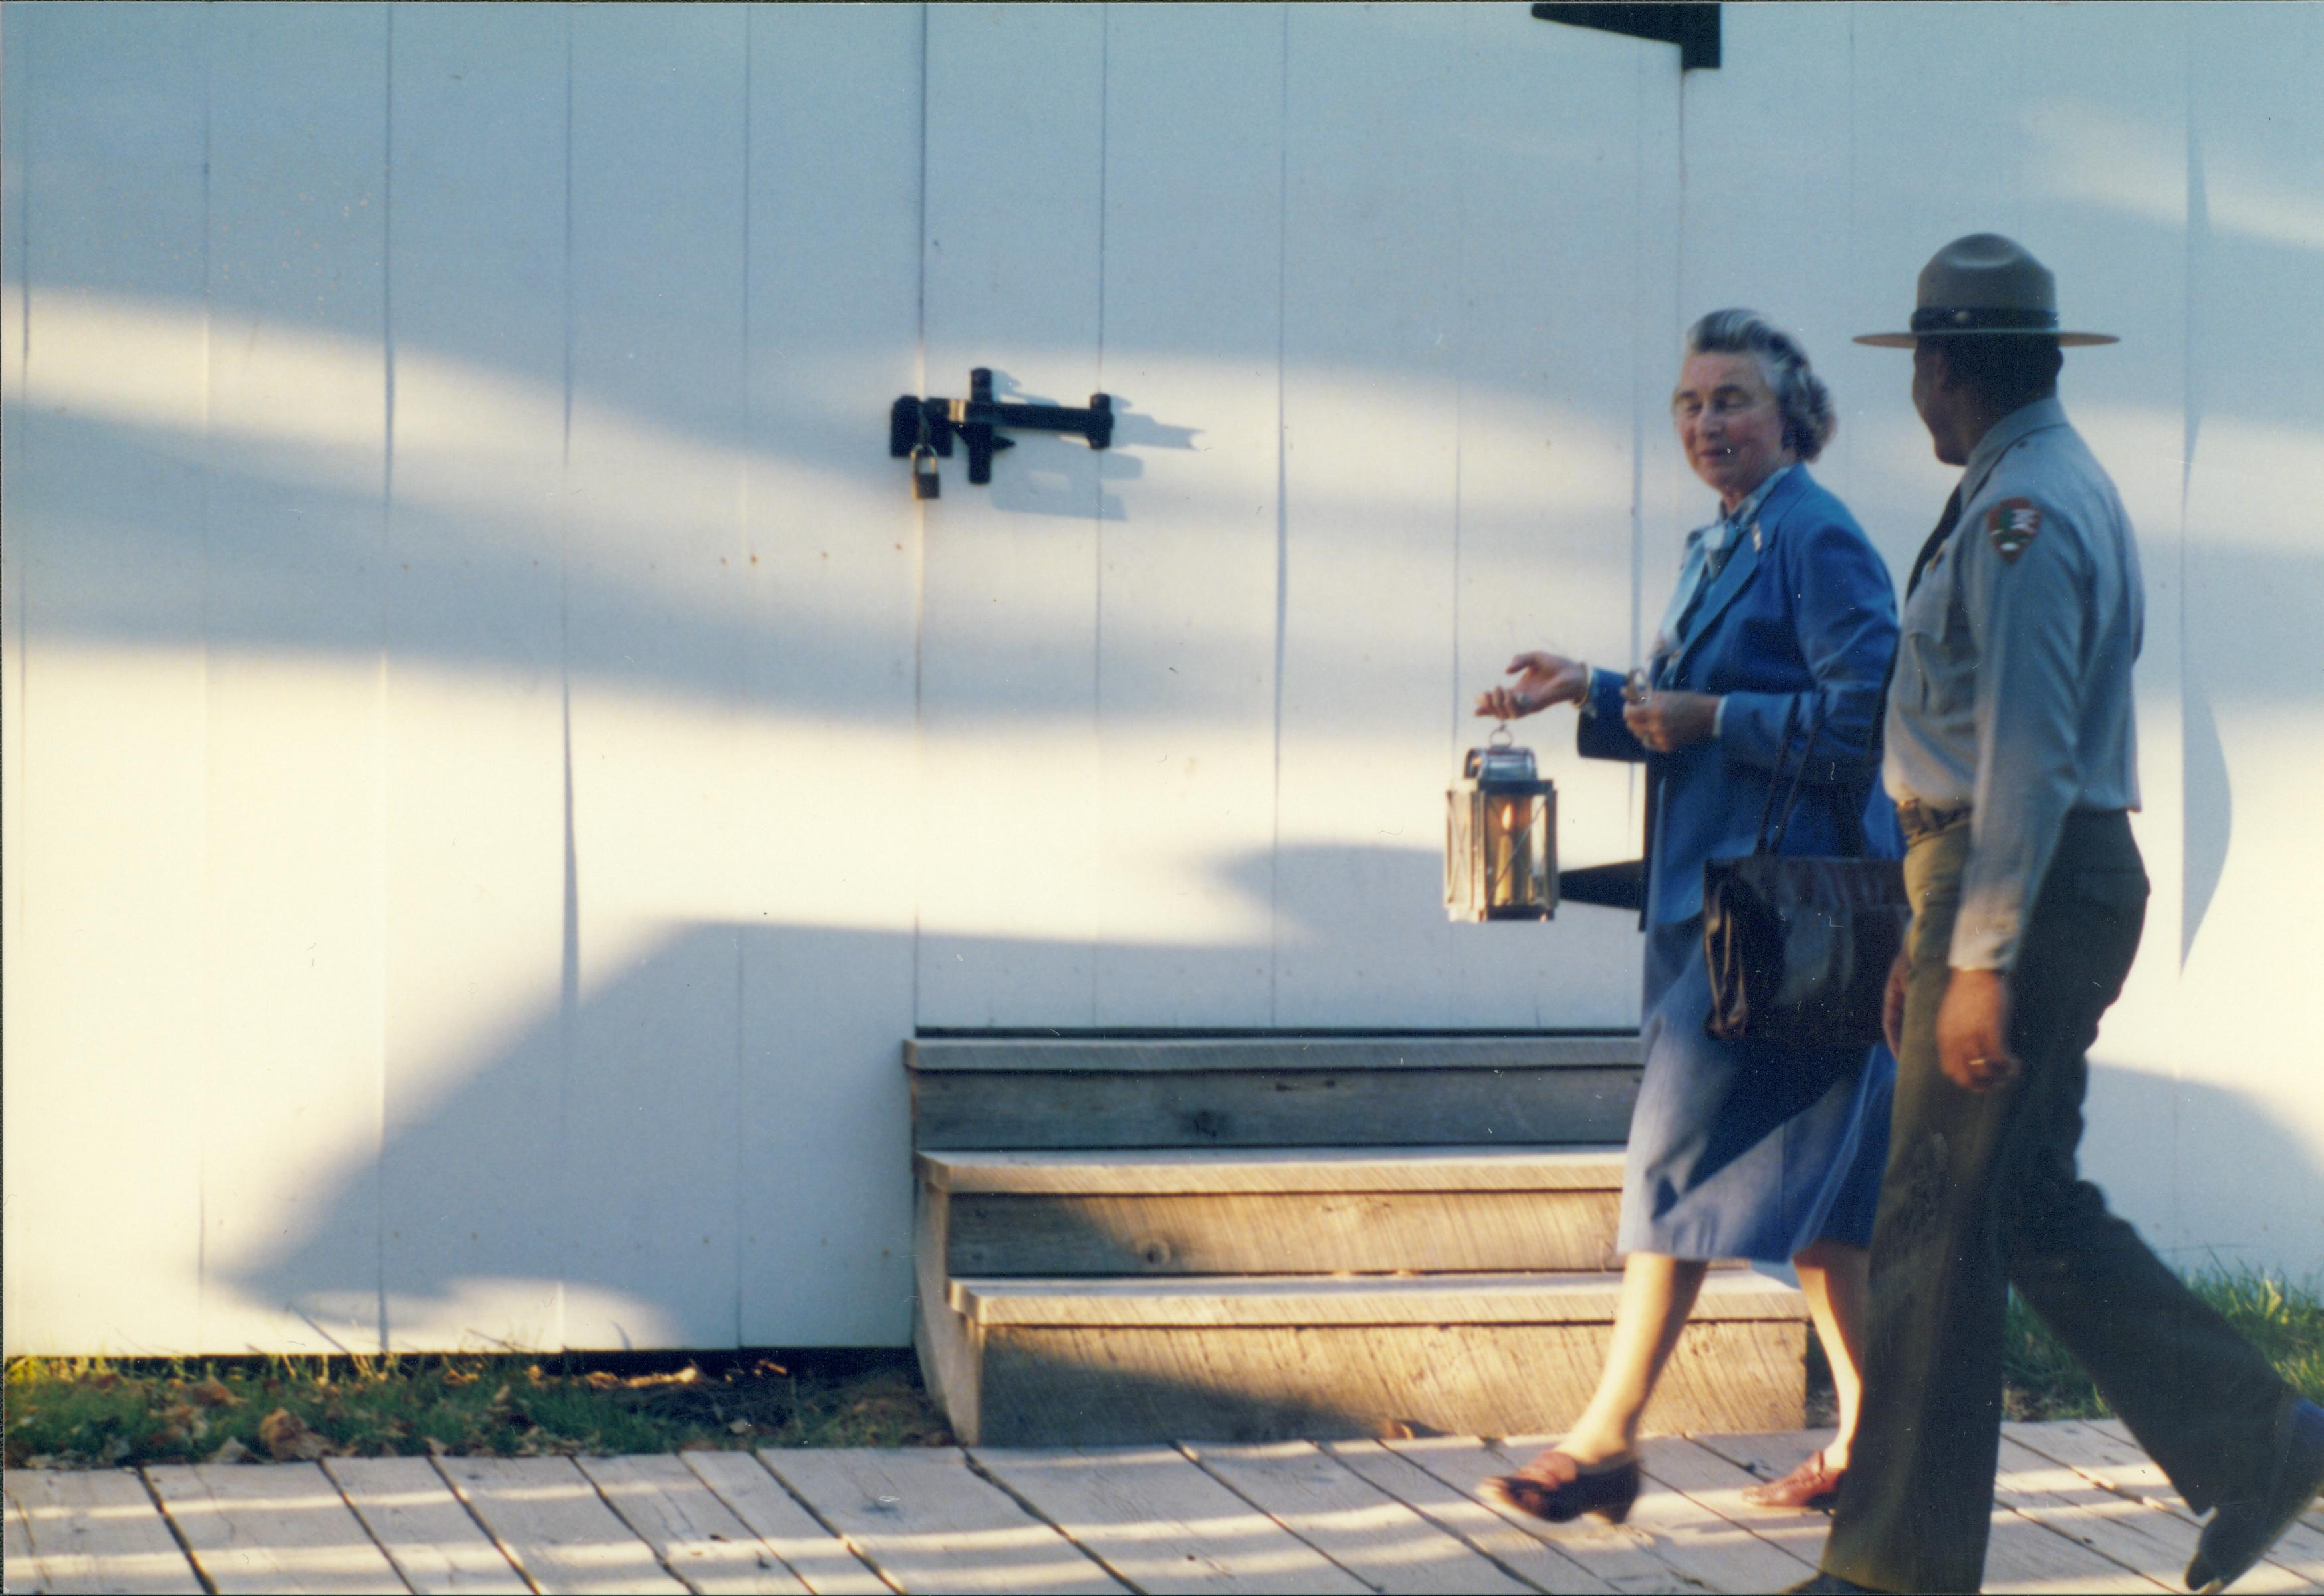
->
<box><xmin>1855</xmin><ymin>233</ymin><xmax>2118</xmax><ymax>348</ymax></box>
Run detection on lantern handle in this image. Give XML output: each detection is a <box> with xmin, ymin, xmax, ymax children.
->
<box><xmin>1488</xmin><ymin>722</ymin><xmax>1515</xmax><ymax>748</ymax></box>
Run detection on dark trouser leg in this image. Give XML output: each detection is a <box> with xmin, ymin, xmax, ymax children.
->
<box><xmin>1996</xmin><ymin>816</ymin><xmax>2290</xmax><ymax>1516</ymax></box>
<box><xmin>1821</xmin><ymin>812</ymin><xmax>2292</xmax><ymax>1593</ymax></box>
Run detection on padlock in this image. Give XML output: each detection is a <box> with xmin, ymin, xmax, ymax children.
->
<box><xmin>910</xmin><ymin>443</ymin><xmax>940</xmax><ymax>501</ymax></box>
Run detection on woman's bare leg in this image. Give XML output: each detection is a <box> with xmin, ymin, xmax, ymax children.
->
<box><xmin>1792</xmin><ymin>1237</ymin><xmax>1871</xmax><ymax>1470</ymax></box>
<box><xmin>1536</xmin><ymin>1251</ymin><xmax>1710</xmax><ymax>1466</ymax></box>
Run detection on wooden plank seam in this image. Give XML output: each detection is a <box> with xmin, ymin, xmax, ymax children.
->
<box><xmin>301</xmin><ymin>1462</ymin><xmax>417</xmax><ymax>1594</ymax></box>
<box><xmin>425</xmin><ymin>1454</ymin><xmax>552</xmax><ymax>1595</ymax></box>
<box><xmin>745</xmin><ymin>1457</ymin><xmax>910</xmax><ymax>1596</ymax></box>
<box><xmin>135</xmin><ymin>1466</ymin><xmax>223</xmax><ymax>1596</ymax></box>
<box><xmin>1174</xmin><ymin>1440</ymin><xmax>1554</xmax><ymax>1596</ymax></box>
<box><xmin>952</xmin><ymin>1450</ymin><xmax>1135</xmax><ymax>1593</ymax></box>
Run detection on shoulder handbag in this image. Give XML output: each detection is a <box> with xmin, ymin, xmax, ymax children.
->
<box><xmin>1700</xmin><ymin>698</ymin><xmax>1907</xmax><ymax>1050</ymax></box>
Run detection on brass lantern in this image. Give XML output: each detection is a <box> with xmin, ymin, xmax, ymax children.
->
<box><xmin>1446</xmin><ymin>737</ymin><xmax>1558</xmax><ymax>921</ymax></box>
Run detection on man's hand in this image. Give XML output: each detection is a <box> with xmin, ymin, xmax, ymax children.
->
<box><xmin>1936</xmin><ymin>967</ymin><xmax>2018</xmax><ymax>1092</ymax></box>
<box><xmin>1622</xmin><ymin>689</ymin><xmax>1720</xmax><ymax>752</ymax></box>
<box><xmin>1477</xmin><ymin>651</ymin><xmax>1588</xmax><ymax>720</ymax></box>
<box><xmin>1882</xmin><ymin>946</ymin><xmax>1910</xmax><ymax>1056</ymax></box>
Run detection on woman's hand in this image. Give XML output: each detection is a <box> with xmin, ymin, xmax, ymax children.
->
<box><xmin>1882</xmin><ymin>946</ymin><xmax>1910</xmax><ymax>1055</ymax></box>
<box><xmin>1476</xmin><ymin>651</ymin><xmax>1588</xmax><ymax>720</ymax></box>
<box><xmin>1621</xmin><ymin>689</ymin><xmax>1720</xmax><ymax>752</ymax></box>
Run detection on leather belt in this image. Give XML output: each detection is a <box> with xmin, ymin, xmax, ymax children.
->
<box><xmin>1896</xmin><ymin>799</ymin><xmax>1972</xmax><ymax>841</ymax></box>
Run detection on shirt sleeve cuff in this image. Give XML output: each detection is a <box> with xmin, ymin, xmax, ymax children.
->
<box><xmin>1946</xmin><ymin>906</ymin><xmax>2019</xmax><ymax>972</ymax></box>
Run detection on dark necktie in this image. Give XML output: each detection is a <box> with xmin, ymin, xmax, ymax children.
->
<box><xmin>1907</xmin><ymin>486</ymin><xmax>1964</xmax><ymax>598</ymax></box>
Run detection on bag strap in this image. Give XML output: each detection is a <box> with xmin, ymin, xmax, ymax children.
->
<box><xmin>1764</xmin><ymin>696</ymin><xmax>1841</xmax><ymax>855</ymax></box>
<box><xmin>1750</xmin><ymin>698</ymin><xmax>1801</xmax><ymax>855</ymax></box>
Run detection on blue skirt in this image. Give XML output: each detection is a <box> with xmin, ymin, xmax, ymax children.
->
<box><xmin>1617</xmin><ymin>915</ymin><xmax>1895</xmax><ymax>1262</ymax></box>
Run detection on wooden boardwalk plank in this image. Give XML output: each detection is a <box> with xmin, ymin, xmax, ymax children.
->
<box><xmin>1387</xmin><ymin>1435</ymin><xmax>1703</xmax><ymax>1595</ymax></box>
<box><xmin>1696</xmin><ymin>1430</ymin><xmax>2174</xmax><ymax>1593</ymax></box>
<box><xmin>4</xmin><ymin>1488</ymin><xmax>37</xmax><ymax>1596</ymax></box>
<box><xmin>1320</xmin><ymin>1440</ymin><xmax>1614</xmax><ymax>1594</ymax></box>
<box><xmin>435</xmin><ymin>1456</ymin><xmax>687</xmax><ymax>1595</ymax></box>
<box><xmin>971</xmin><ymin>1446</ymin><xmax>1369</xmax><ymax>1595</ymax></box>
<box><xmin>1991</xmin><ymin>1436</ymin><xmax>2313</xmax><ymax>1595</ymax></box>
<box><xmin>323</xmin><ymin>1458</ymin><xmax>530</xmax><ymax>1595</ymax></box>
<box><xmin>3</xmin><ymin>1470</ymin><xmax>203</xmax><ymax>1596</ymax></box>
<box><xmin>578</xmin><ymin>1454</ymin><xmax>810</xmax><ymax>1595</ymax></box>
<box><xmin>144</xmin><ymin>1462</ymin><xmax>409</xmax><ymax>1594</ymax></box>
<box><xmin>2012</xmin><ymin>1419</ymin><xmax>2324</xmax><ymax>1586</ymax></box>
<box><xmin>1632</xmin><ymin>1436</ymin><xmax>1828</xmax><ymax>1581</ymax></box>
<box><xmin>762</xmin><ymin>1448</ymin><xmax>1121</xmax><ymax>1595</ymax></box>
<box><xmin>1181</xmin><ymin>1440</ymin><xmax>1535</xmax><ymax>1595</ymax></box>
<box><xmin>681</xmin><ymin>1454</ymin><xmax>891</xmax><ymax>1596</ymax></box>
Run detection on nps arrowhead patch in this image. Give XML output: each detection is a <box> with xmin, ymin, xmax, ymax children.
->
<box><xmin>1985</xmin><ymin>497</ymin><xmax>2041</xmax><ymax>563</ymax></box>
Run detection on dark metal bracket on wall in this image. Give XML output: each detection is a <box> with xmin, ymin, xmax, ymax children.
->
<box><xmin>889</xmin><ymin>368</ymin><xmax>1114</xmax><ymax>499</ymax></box>
<box><xmin>1531</xmin><ymin>3</ymin><xmax>1720</xmax><ymax>71</ymax></box>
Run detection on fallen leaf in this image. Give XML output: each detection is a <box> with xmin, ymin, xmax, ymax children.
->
<box><xmin>922</xmin><ymin>1428</ymin><xmax>955</xmax><ymax>1448</ymax></box>
<box><xmin>423</xmin><ymin>1436</ymin><xmax>449</xmax><ymax>1456</ymax></box>
<box><xmin>441</xmin><ymin>1369</ymin><xmax>478</xmax><ymax>1388</ymax></box>
<box><xmin>727</xmin><ymin>1419</ymin><xmax>754</xmax><ymax>1436</ymax></box>
<box><xmin>187</xmin><ymin>1379</ymin><xmax>239</xmax><ymax>1409</ymax></box>
<box><xmin>97</xmin><ymin>1436</ymin><xmax>133</xmax><ymax>1465</ymax></box>
<box><xmin>258</xmin><ymin>1407</ymin><xmax>327</xmax><ymax>1462</ymax></box>
<box><xmin>208</xmin><ymin>1437</ymin><xmax>254</xmax><ymax>1465</ymax></box>
<box><xmin>92</xmin><ymin>1371</ymin><xmax>122</xmax><ymax>1391</ymax></box>
<box><xmin>586</xmin><ymin>1371</ymin><xmax>621</xmax><ymax>1390</ymax></box>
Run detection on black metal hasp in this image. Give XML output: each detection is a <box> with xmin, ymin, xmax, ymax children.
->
<box><xmin>889</xmin><ymin>368</ymin><xmax>1115</xmax><ymax>497</ymax></box>
<box><xmin>1530</xmin><ymin>3</ymin><xmax>1720</xmax><ymax>72</ymax></box>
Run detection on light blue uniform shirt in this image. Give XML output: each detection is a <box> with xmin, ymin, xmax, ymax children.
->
<box><xmin>1883</xmin><ymin>398</ymin><xmax>2143</xmax><ymax>971</ymax></box>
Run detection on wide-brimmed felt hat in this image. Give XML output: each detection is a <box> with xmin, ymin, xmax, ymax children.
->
<box><xmin>1855</xmin><ymin>233</ymin><xmax>2118</xmax><ymax>348</ymax></box>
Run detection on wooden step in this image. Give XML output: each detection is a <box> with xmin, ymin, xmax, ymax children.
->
<box><xmin>917</xmin><ymin>1145</ymin><xmax>1629</xmax><ymax>1275</ymax></box>
<box><xmin>907</xmin><ymin>1034</ymin><xmax>1643</xmax><ymax>1149</ymax></box>
<box><xmin>917</xmin><ymin>1268</ymin><xmax>1809</xmax><ymax>1446</ymax></box>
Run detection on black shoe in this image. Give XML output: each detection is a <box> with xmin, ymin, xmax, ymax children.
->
<box><xmin>1481</xmin><ymin>1451</ymin><xmax>1642</xmax><ymax>1524</ymax></box>
<box><xmin>2187</xmin><ymin>1397</ymin><xmax>2324</xmax><ymax>1593</ymax></box>
<box><xmin>1782</xmin><ymin>1575</ymin><xmax>1883</xmax><ymax>1594</ymax></box>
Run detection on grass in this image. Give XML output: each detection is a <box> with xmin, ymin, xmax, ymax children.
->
<box><xmin>13</xmin><ymin>1268</ymin><xmax>2319</xmax><ymax>1467</ymax></box>
<box><xmin>1805</xmin><ymin>1265</ymin><xmax>2324</xmax><ymax>1426</ymax></box>
<box><xmin>3</xmin><ymin>1347</ymin><xmax>947</xmax><ymax>1470</ymax></box>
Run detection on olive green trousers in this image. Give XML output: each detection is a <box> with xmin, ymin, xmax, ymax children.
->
<box><xmin>1821</xmin><ymin>808</ymin><xmax>2293</xmax><ymax>1593</ymax></box>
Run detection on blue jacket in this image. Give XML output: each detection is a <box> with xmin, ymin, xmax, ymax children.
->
<box><xmin>1578</xmin><ymin>465</ymin><xmax>1903</xmax><ymax>926</ymax></box>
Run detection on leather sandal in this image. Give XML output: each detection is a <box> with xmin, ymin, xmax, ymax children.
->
<box><xmin>1482</xmin><ymin>1450</ymin><xmax>1642</xmax><ymax>1524</ymax></box>
<box><xmin>1742</xmin><ymin>1449</ymin><xmax>1845</xmax><ymax>1511</ymax></box>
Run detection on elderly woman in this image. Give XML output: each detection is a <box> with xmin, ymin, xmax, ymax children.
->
<box><xmin>1476</xmin><ymin>310</ymin><xmax>1901</xmax><ymax>1521</ymax></box>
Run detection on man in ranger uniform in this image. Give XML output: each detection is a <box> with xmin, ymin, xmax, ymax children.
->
<box><xmin>1793</xmin><ymin>235</ymin><xmax>2324</xmax><ymax>1594</ymax></box>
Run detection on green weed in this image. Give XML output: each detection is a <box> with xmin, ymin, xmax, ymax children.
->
<box><xmin>3</xmin><ymin>1349</ymin><xmax>945</xmax><ymax>1468</ymax></box>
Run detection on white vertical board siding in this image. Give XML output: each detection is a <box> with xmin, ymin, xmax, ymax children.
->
<box><xmin>1272</xmin><ymin>2</ymin><xmax>1463</xmax><ymax>1028</ymax></box>
<box><xmin>1089</xmin><ymin>3</ymin><xmax>1285</xmax><ymax>1028</ymax></box>
<box><xmin>917</xmin><ymin>3</ymin><xmax>1108</xmax><ymax>1027</ymax></box>
<box><xmin>2010</xmin><ymin>2</ymin><xmax>2193</xmax><ymax>1250</ymax></box>
<box><xmin>562</xmin><ymin>4</ymin><xmax>749</xmax><ymax>1349</ymax></box>
<box><xmin>2174</xmin><ymin>2</ymin><xmax>2324</xmax><ymax>1267</ymax></box>
<box><xmin>377</xmin><ymin>3</ymin><xmax>570</xmax><ymax>1352</ymax></box>
<box><xmin>736</xmin><ymin>3</ymin><xmax>924</xmax><ymax>1346</ymax></box>
<box><xmin>200</xmin><ymin>1</ymin><xmax>392</xmax><ymax>1353</ymax></box>
<box><xmin>0</xmin><ymin>2</ymin><xmax>212</xmax><ymax>1353</ymax></box>
<box><xmin>0</xmin><ymin>2</ymin><xmax>25</xmax><ymax>1350</ymax></box>
<box><xmin>1443</xmin><ymin>7</ymin><xmax>1671</xmax><ymax>1029</ymax></box>
<box><xmin>1680</xmin><ymin>1</ymin><xmax>2324</xmax><ymax>1276</ymax></box>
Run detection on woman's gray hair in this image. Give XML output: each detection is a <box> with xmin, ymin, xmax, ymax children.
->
<box><xmin>1685</xmin><ymin>309</ymin><xmax>1836</xmax><ymax>462</ymax></box>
